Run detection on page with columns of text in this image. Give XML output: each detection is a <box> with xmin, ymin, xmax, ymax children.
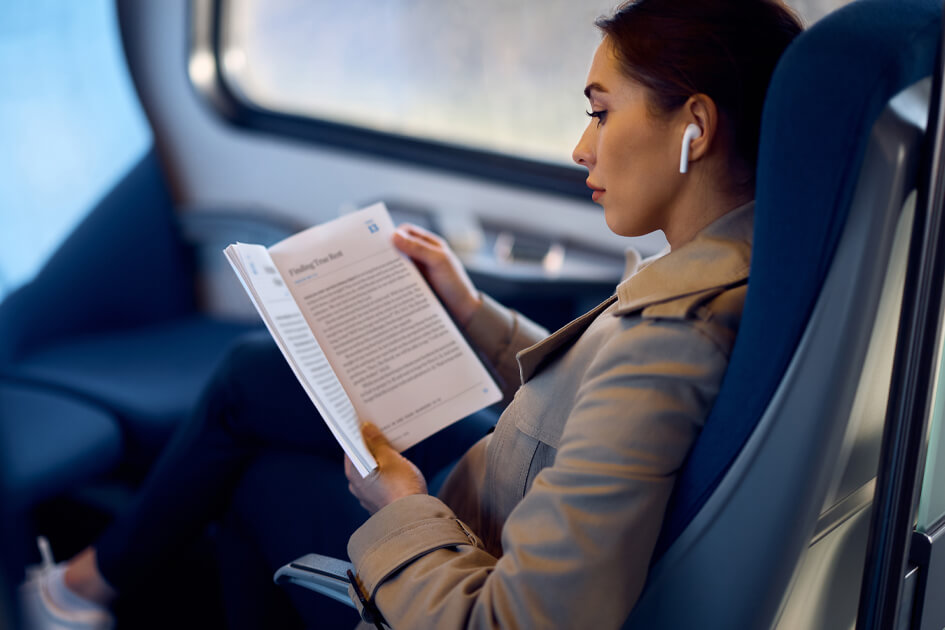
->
<box><xmin>224</xmin><ymin>242</ymin><xmax>377</xmax><ymax>475</ymax></box>
<box><xmin>269</xmin><ymin>203</ymin><xmax>501</xmax><ymax>453</ymax></box>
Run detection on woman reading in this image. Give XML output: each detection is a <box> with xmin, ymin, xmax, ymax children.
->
<box><xmin>22</xmin><ymin>1</ymin><xmax>802</xmax><ymax>628</ymax></box>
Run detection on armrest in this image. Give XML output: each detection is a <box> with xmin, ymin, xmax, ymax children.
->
<box><xmin>176</xmin><ymin>206</ymin><xmax>306</xmax><ymax>321</ymax></box>
<box><xmin>175</xmin><ymin>205</ymin><xmax>304</xmax><ymax>249</ymax></box>
<box><xmin>273</xmin><ymin>553</ymin><xmax>356</xmax><ymax>609</ymax></box>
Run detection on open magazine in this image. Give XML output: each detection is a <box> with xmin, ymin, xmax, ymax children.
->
<box><xmin>224</xmin><ymin>203</ymin><xmax>501</xmax><ymax>476</ymax></box>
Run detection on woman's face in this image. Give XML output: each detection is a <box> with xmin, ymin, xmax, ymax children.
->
<box><xmin>572</xmin><ymin>39</ymin><xmax>684</xmax><ymax>238</ymax></box>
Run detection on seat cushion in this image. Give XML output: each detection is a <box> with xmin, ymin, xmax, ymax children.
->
<box><xmin>11</xmin><ymin>316</ymin><xmax>259</xmax><ymax>459</ymax></box>
<box><xmin>0</xmin><ymin>382</ymin><xmax>122</xmax><ymax>510</ymax></box>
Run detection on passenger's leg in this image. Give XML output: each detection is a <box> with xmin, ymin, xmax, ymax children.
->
<box><xmin>214</xmin><ymin>483</ymin><xmax>312</xmax><ymax>630</ymax></box>
<box><xmin>220</xmin><ymin>410</ymin><xmax>497</xmax><ymax>627</ymax></box>
<box><xmin>219</xmin><ymin>450</ymin><xmax>362</xmax><ymax>629</ymax></box>
<box><xmin>64</xmin><ymin>332</ymin><xmax>341</xmax><ymax>602</ymax></box>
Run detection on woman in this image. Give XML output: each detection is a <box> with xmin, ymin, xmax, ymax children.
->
<box><xmin>22</xmin><ymin>1</ymin><xmax>802</xmax><ymax>628</ymax></box>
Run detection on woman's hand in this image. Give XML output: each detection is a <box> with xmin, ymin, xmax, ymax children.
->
<box><xmin>345</xmin><ymin>422</ymin><xmax>428</xmax><ymax>514</ymax></box>
<box><xmin>392</xmin><ymin>224</ymin><xmax>482</xmax><ymax>327</ymax></box>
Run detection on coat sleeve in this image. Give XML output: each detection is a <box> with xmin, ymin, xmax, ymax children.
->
<box><xmin>347</xmin><ymin>317</ymin><xmax>731</xmax><ymax>629</ymax></box>
<box><xmin>461</xmin><ymin>293</ymin><xmax>549</xmax><ymax>402</ymax></box>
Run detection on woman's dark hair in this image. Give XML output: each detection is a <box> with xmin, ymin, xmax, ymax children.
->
<box><xmin>596</xmin><ymin>0</ymin><xmax>803</xmax><ymax>181</ymax></box>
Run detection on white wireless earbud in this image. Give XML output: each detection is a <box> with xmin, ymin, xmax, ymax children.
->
<box><xmin>679</xmin><ymin>123</ymin><xmax>702</xmax><ymax>174</ymax></box>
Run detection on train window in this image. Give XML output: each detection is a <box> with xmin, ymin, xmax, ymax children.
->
<box><xmin>917</xmin><ymin>315</ymin><xmax>945</xmax><ymax>532</ymax></box>
<box><xmin>217</xmin><ymin>1</ymin><xmax>615</xmax><ymax>167</ymax></box>
<box><xmin>791</xmin><ymin>0</ymin><xmax>856</xmax><ymax>24</ymax></box>
<box><xmin>0</xmin><ymin>0</ymin><xmax>151</xmax><ymax>300</ymax></box>
<box><xmin>211</xmin><ymin>1</ymin><xmax>854</xmax><ymax>189</ymax></box>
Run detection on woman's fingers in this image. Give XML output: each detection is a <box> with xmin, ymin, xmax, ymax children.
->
<box><xmin>397</xmin><ymin>223</ymin><xmax>445</xmax><ymax>247</ymax></box>
<box><xmin>344</xmin><ymin>425</ymin><xmax>428</xmax><ymax>514</ymax></box>
<box><xmin>343</xmin><ymin>455</ymin><xmax>357</xmax><ymax>482</ymax></box>
<box><xmin>392</xmin><ymin>226</ymin><xmax>445</xmax><ymax>265</ymax></box>
<box><xmin>361</xmin><ymin>421</ymin><xmax>392</xmax><ymax>456</ymax></box>
<box><xmin>390</xmin><ymin>224</ymin><xmax>481</xmax><ymax>326</ymax></box>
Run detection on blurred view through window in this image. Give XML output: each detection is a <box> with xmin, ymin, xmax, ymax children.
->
<box><xmin>220</xmin><ymin>1</ymin><xmax>615</xmax><ymax>166</ymax></box>
<box><xmin>220</xmin><ymin>0</ymin><xmax>853</xmax><ymax>167</ymax></box>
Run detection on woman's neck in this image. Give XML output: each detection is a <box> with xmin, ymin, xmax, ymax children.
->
<box><xmin>662</xmin><ymin>180</ymin><xmax>753</xmax><ymax>250</ymax></box>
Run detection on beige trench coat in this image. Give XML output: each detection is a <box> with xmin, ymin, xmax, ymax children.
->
<box><xmin>347</xmin><ymin>202</ymin><xmax>754</xmax><ymax>629</ymax></box>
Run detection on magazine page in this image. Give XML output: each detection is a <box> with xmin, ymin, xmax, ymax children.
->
<box><xmin>268</xmin><ymin>203</ymin><xmax>501</xmax><ymax>452</ymax></box>
<box><xmin>224</xmin><ymin>243</ymin><xmax>377</xmax><ymax>475</ymax></box>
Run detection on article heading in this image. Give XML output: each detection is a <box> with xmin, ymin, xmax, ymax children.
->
<box><xmin>287</xmin><ymin>250</ymin><xmax>344</xmax><ymax>276</ymax></box>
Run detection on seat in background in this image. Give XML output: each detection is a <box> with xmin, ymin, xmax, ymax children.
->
<box><xmin>0</xmin><ymin>150</ymin><xmax>265</xmax><ymax>464</ymax></box>
<box><xmin>0</xmin><ymin>0</ymin><xmax>295</xmax><ymax>541</ymax></box>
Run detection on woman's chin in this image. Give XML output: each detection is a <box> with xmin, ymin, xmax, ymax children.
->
<box><xmin>603</xmin><ymin>203</ymin><xmax>662</xmax><ymax>238</ymax></box>
<box><xmin>604</xmin><ymin>214</ymin><xmax>640</xmax><ymax>238</ymax></box>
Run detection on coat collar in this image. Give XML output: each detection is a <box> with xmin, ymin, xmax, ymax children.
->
<box><xmin>515</xmin><ymin>201</ymin><xmax>754</xmax><ymax>384</ymax></box>
<box><xmin>614</xmin><ymin>200</ymin><xmax>754</xmax><ymax>316</ymax></box>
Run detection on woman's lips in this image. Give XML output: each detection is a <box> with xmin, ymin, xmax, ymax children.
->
<box><xmin>587</xmin><ymin>180</ymin><xmax>605</xmax><ymax>202</ymax></box>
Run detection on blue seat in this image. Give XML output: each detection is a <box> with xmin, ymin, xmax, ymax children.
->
<box><xmin>654</xmin><ymin>0</ymin><xmax>940</xmax><ymax>558</ymax></box>
<box><xmin>0</xmin><ymin>377</ymin><xmax>123</xmax><ymax>597</ymax></box>
<box><xmin>627</xmin><ymin>0</ymin><xmax>940</xmax><ymax>628</ymax></box>
<box><xmin>0</xmin><ymin>381</ymin><xmax>122</xmax><ymax>511</ymax></box>
<box><xmin>0</xmin><ymin>0</ymin><xmax>271</xmax><ymax>523</ymax></box>
<box><xmin>0</xmin><ymin>150</ymin><xmax>261</xmax><ymax>464</ymax></box>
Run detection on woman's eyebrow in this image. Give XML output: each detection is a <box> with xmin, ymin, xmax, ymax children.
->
<box><xmin>584</xmin><ymin>82</ymin><xmax>608</xmax><ymax>99</ymax></box>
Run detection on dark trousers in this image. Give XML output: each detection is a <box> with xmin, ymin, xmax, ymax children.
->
<box><xmin>95</xmin><ymin>331</ymin><xmax>495</xmax><ymax>627</ymax></box>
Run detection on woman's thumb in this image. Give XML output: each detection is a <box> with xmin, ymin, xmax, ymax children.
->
<box><xmin>393</xmin><ymin>227</ymin><xmax>436</xmax><ymax>263</ymax></box>
<box><xmin>392</xmin><ymin>228</ymin><xmax>418</xmax><ymax>255</ymax></box>
<box><xmin>362</xmin><ymin>422</ymin><xmax>392</xmax><ymax>455</ymax></box>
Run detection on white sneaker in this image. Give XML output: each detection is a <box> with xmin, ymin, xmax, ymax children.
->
<box><xmin>18</xmin><ymin>537</ymin><xmax>114</xmax><ymax>630</ymax></box>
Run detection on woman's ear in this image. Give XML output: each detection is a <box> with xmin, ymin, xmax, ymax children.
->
<box><xmin>681</xmin><ymin>94</ymin><xmax>718</xmax><ymax>166</ymax></box>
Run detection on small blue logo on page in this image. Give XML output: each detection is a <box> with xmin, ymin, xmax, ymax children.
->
<box><xmin>367</xmin><ymin>221</ymin><xmax>379</xmax><ymax>234</ymax></box>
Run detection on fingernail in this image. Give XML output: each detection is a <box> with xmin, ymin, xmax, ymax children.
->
<box><xmin>362</xmin><ymin>422</ymin><xmax>381</xmax><ymax>439</ymax></box>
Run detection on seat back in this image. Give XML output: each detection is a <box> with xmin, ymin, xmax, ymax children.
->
<box><xmin>0</xmin><ymin>0</ymin><xmax>193</xmax><ymax>364</ymax></box>
<box><xmin>628</xmin><ymin>1</ymin><xmax>942</xmax><ymax>627</ymax></box>
<box><xmin>0</xmin><ymin>151</ymin><xmax>196</xmax><ymax>365</ymax></box>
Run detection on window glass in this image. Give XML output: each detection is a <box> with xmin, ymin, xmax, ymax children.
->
<box><xmin>0</xmin><ymin>0</ymin><xmax>151</xmax><ymax>301</ymax></box>
<box><xmin>917</xmin><ymin>313</ymin><xmax>945</xmax><ymax>532</ymax></box>
<box><xmin>791</xmin><ymin>0</ymin><xmax>854</xmax><ymax>24</ymax></box>
<box><xmin>220</xmin><ymin>0</ymin><xmax>616</xmax><ymax>166</ymax></box>
<box><xmin>219</xmin><ymin>1</ymin><xmax>853</xmax><ymax>169</ymax></box>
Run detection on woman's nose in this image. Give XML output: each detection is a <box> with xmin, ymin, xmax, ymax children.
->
<box><xmin>572</xmin><ymin>126</ymin><xmax>595</xmax><ymax>167</ymax></box>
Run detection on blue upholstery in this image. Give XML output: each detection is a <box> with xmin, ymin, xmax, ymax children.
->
<box><xmin>0</xmin><ymin>150</ymin><xmax>194</xmax><ymax>364</ymax></box>
<box><xmin>0</xmin><ymin>381</ymin><xmax>122</xmax><ymax>510</ymax></box>
<box><xmin>655</xmin><ymin>0</ymin><xmax>941</xmax><ymax>559</ymax></box>
<box><xmin>0</xmin><ymin>148</ymin><xmax>258</xmax><ymax>465</ymax></box>
<box><xmin>13</xmin><ymin>316</ymin><xmax>254</xmax><ymax>458</ymax></box>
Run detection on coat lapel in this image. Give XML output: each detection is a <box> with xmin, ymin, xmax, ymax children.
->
<box><xmin>515</xmin><ymin>201</ymin><xmax>754</xmax><ymax>385</ymax></box>
<box><xmin>517</xmin><ymin>295</ymin><xmax>616</xmax><ymax>384</ymax></box>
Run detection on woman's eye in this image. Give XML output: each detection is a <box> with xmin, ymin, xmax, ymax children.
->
<box><xmin>586</xmin><ymin>109</ymin><xmax>607</xmax><ymax>127</ymax></box>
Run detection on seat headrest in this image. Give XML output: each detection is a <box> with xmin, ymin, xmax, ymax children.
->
<box><xmin>654</xmin><ymin>0</ymin><xmax>941</xmax><ymax>561</ymax></box>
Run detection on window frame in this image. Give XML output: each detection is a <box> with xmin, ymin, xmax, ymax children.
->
<box><xmin>189</xmin><ymin>0</ymin><xmax>590</xmax><ymax>200</ymax></box>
